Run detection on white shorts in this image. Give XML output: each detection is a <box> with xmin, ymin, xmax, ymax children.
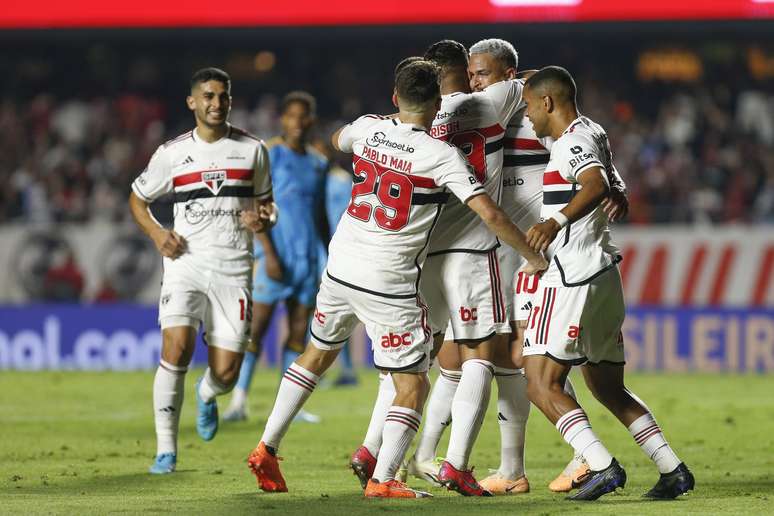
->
<box><xmin>310</xmin><ymin>272</ymin><xmax>431</xmax><ymax>373</ymax></box>
<box><xmin>522</xmin><ymin>267</ymin><xmax>625</xmax><ymax>365</ymax></box>
<box><xmin>158</xmin><ymin>277</ymin><xmax>252</xmax><ymax>354</ymax></box>
<box><xmin>421</xmin><ymin>249</ymin><xmax>509</xmax><ymax>342</ymax></box>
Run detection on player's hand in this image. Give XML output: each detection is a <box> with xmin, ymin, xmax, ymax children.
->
<box><xmin>602</xmin><ymin>188</ymin><xmax>629</xmax><ymax>222</ymax></box>
<box><xmin>258</xmin><ymin>202</ymin><xmax>279</xmax><ymax>229</ymax></box>
<box><xmin>264</xmin><ymin>253</ymin><xmax>284</xmax><ymax>281</ymax></box>
<box><xmin>520</xmin><ymin>254</ymin><xmax>548</xmax><ymax>276</ymax></box>
<box><xmin>152</xmin><ymin>229</ymin><xmax>187</xmax><ymax>260</ymax></box>
<box><xmin>527</xmin><ymin>220</ymin><xmax>561</xmax><ymax>253</ymax></box>
<box><xmin>240</xmin><ymin>209</ymin><xmax>268</xmax><ymax>233</ymax></box>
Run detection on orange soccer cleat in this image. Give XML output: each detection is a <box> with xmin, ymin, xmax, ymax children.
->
<box><xmin>364</xmin><ymin>478</ymin><xmax>432</xmax><ymax>498</ymax></box>
<box><xmin>247</xmin><ymin>441</ymin><xmax>288</xmax><ymax>493</ymax></box>
<box><xmin>549</xmin><ymin>460</ymin><xmax>590</xmax><ymax>493</ymax></box>
<box><xmin>479</xmin><ymin>472</ymin><xmax>530</xmax><ymax>495</ymax></box>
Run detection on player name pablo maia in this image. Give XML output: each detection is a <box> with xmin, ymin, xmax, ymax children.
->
<box><xmin>361</xmin><ymin>147</ymin><xmax>413</xmax><ymax>173</ymax></box>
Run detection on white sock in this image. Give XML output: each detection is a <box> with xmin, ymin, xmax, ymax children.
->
<box><xmin>564</xmin><ymin>376</ymin><xmax>577</xmax><ymax>400</ymax></box>
<box><xmin>628</xmin><ymin>412</ymin><xmax>681</xmax><ymax>474</ymax></box>
<box><xmin>198</xmin><ymin>367</ymin><xmax>230</xmax><ymax>403</ymax></box>
<box><xmin>414</xmin><ymin>368</ymin><xmax>460</xmax><ymax>463</ymax></box>
<box><xmin>372</xmin><ymin>406</ymin><xmax>421</xmax><ymax>482</ymax></box>
<box><xmin>227</xmin><ymin>386</ymin><xmax>247</xmax><ymax>410</ymax></box>
<box><xmin>260</xmin><ymin>363</ymin><xmax>319</xmax><ymax>449</ymax></box>
<box><xmin>362</xmin><ymin>373</ymin><xmax>395</xmax><ymax>457</ymax></box>
<box><xmin>556</xmin><ymin>408</ymin><xmax>613</xmax><ymax>471</ymax></box>
<box><xmin>153</xmin><ymin>359</ymin><xmax>187</xmax><ymax>456</ymax></box>
<box><xmin>494</xmin><ymin>367</ymin><xmax>530</xmax><ymax>479</ymax></box>
<box><xmin>446</xmin><ymin>359</ymin><xmax>494</xmax><ymax>470</ymax></box>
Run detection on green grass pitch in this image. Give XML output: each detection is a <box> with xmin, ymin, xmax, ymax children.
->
<box><xmin>1</xmin><ymin>370</ymin><xmax>772</xmax><ymax>514</ymax></box>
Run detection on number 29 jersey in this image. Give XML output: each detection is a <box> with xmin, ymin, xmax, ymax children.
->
<box><xmin>330</xmin><ymin>115</ymin><xmax>483</xmax><ymax>298</ymax></box>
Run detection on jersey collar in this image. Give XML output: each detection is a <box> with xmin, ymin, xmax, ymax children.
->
<box><xmin>192</xmin><ymin>124</ymin><xmax>232</xmax><ymax>144</ymax></box>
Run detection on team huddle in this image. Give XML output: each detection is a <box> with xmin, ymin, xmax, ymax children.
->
<box><xmin>129</xmin><ymin>38</ymin><xmax>695</xmax><ymax>502</ymax></box>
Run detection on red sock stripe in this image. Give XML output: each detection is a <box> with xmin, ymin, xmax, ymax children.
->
<box><xmin>386</xmin><ymin>412</ymin><xmax>420</xmax><ymax>432</ymax></box>
<box><xmin>284</xmin><ymin>368</ymin><xmax>316</xmax><ymax>392</ymax></box>
<box><xmin>632</xmin><ymin>421</ymin><xmax>659</xmax><ymax>441</ymax></box>
<box><xmin>558</xmin><ymin>411</ymin><xmax>588</xmax><ymax>437</ymax></box>
<box><xmin>634</xmin><ymin>424</ymin><xmax>662</xmax><ymax>445</ymax></box>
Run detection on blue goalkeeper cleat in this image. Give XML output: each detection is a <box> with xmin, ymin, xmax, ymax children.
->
<box><xmin>195</xmin><ymin>377</ymin><xmax>218</xmax><ymax>441</ymax></box>
<box><xmin>567</xmin><ymin>458</ymin><xmax>626</xmax><ymax>501</ymax></box>
<box><xmin>149</xmin><ymin>453</ymin><xmax>177</xmax><ymax>474</ymax></box>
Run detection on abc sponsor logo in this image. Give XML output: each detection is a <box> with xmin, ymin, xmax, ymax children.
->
<box><xmin>459</xmin><ymin>306</ymin><xmax>478</xmax><ymax>323</ymax></box>
<box><xmin>380</xmin><ymin>332</ymin><xmax>413</xmax><ymax>349</ymax></box>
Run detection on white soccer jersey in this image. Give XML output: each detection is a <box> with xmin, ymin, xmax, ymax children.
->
<box><xmin>500</xmin><ymin>108</ymin><xmax>553</xmax><ymax>229</ymax></box>
<box><xmin>131</xmin><ymin>125</ymin><xmax>273</xmax><ymax>287</ymax></box>
<box><xmin>540</xmin><ymin>116</ymin><xmax>621</xmax><ymax>287</ymax></box>
<box><xmin>329</xmin><ymin>115</ymin><xmax>483</xmax><ymax>298</ymax></box>
<box><xmin>428</xmin><ymin>79</ymin><xmax>524</xmax><ymax>254</ymax></box>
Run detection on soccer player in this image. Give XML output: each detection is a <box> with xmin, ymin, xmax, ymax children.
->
<box><xmin>223</xmin><ymin>92</ymin><xmax>328</xmax><ymax>423</ymax></box>
<box><xmin>466</xmin><ymin>38</ymin><xmax>592</xmax><ymax>495</ymax></box>
<box><xmin>246</xmin><ymin>60</ymin><xmax>547</xmax><ymax>499</ymax></box>
<box><xmin>522</xmin><ymin>66</ymin><xmax>694</xmax><ymax>500</ymax></box>
<box><xmin>128</xmin><ymin>67</ymin><xmax>275</xmax><ymax>474</ymax></box>
<box><xmin>316</xmin><ymin>137</ymin><xmax>357</xmax><ymax>386</ymax></box>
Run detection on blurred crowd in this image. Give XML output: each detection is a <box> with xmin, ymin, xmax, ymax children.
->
<box><xmin>0</xmin><ymin>37</ymin><xmax>772</xmax><ymax>225</ymax></box>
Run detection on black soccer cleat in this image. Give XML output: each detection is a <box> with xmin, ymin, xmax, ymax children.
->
<box><xmin>643</xmin><ymin>462</ymin><xmax>695</xmax><ymax>499</ymax></box>
<box><xmin>567</xmin><ymin>458</ymin><xmax>627</xmax><ymax>501</ymax></box>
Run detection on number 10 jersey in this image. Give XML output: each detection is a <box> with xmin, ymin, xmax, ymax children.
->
<box><xmin>330</xmin><ymin>115</ymin><xmax>483</xmax><ymax>298</ymax></box>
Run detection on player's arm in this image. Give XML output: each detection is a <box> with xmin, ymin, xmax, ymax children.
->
<box><xmin>128</xmin><ymin>147</ymin><xmax>186</xmax><ymax>259</ymax></box>
<box><xmin>255</xmin><ymin>230</ymin><xmax>283</xmax><ymax>281</ymax></box>
<box><xmin>241</xmin><ymin>141</ymin><xmax>276</xmax><ymax>234</ymax></box>
<box><xmin>526</xmin><ymin>166</ymin><xmax>609</xmax><ymax>252</ymax></box>
<box><xmin>128</xmin><ymin>192</ymin><xmax>186</xmax><ymax>260</ymax></box>
<box><xmin>331</xmin><ymin>126</ymin><xmax>346</xmax><ymax>152</ymax></box>
<box><xmin>601</xmin><ymin>163</ymin><xmax>628</xmax><ymax>222</ymax></box>
<box><xmin>466</xmin><ymin>193</ymin><xmax>547</xmax><ymax>274</ymax></box>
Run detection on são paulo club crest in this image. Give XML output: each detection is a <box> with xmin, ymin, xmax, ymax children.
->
<box><xmin>201</xmin><ymin>170</ymin><xmax>227</xmax><ymax>195</ymax></box>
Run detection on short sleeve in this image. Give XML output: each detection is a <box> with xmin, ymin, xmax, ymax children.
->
<box><xmin>434</xmin><ymin>148</ymin><xmax>485</xmax><ymax>203</ymax></box>
<box><xmin>254</xmin><ymin>141</ymin><xmax>273</xmax><ymax>199</ymax></box>
<box><xmin>338</xmin><ymin>115</ymin><xmax>382</xmax><ymax>153</ymax></box>
<box><xmin>132</xmin><ymin>145</ymin><xmax>172</xmax><ymax>202</ymax></box>
<box><xmin>557</xmin><ymin>134</ymin><xmax>607</xmax><ymax>184</ymax></box>
<box><xmin>485</xmin><ymin>80</ymin><xmax>525</xmax><ymax>127</ymax></box>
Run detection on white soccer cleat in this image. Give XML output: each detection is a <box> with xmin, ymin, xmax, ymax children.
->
<box><xmin>405</xmin><ymin>455</ymin><xmax>444</xmax><ymax>487</ymax></box>
<box><xmin>223</xmin><ymin>404</ymin><xmax>247</xmax><ymax>422</ymax></box>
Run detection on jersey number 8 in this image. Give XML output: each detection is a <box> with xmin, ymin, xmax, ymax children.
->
<box><xmin>347</xmin><ymin>158</ymin><xmax>413</xmax><ymax>232</ymax></box>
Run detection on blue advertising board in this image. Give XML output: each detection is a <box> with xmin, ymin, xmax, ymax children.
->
<box><xmin>0</xmin><ymin>305</ymin><xmax>771</xmax><ymax>372</ymax></box>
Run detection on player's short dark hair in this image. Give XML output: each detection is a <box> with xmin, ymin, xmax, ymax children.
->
<box><xmin>424</xmin><ymin>39</ymin><xmax>468</xmax><ymax>70</ymax></box>
<box><xmin>394</xmin><ymin>56</ymin><xmax>424</xmax><ymax>76</ymax></box>
<box><xmin>190</xmin><ymin>67</ymin><xmax>231</xmax><ymax>92</ymax></box>
<box><xmin>525</xmin><ymin>65</ymin><xmax>577</xmax><ymax>105</ymax></box>
<box><xmin>281</xmin><ymin>91</ymin><xmax>317</xmax><ymax>116</ymax></box>
<box><xmin>395</xmin><ymin>60</ymin><xmax>440</xmax><ymax>107</ymax></box>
